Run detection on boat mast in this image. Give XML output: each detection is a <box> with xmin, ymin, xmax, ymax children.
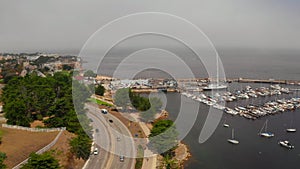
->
<box><xmin>216</xmin><ymin>55</ymin><xmax>219</xmax><ymax>85</ymax></box>
<box><xmin>259</xmin><ymin>120</ymin><xmax>266</xmax><ymax>134</ymax></box>
<box><xmin>265</xmin><ymin>120</ymin><xmax>268</xmax><ymax>132</ymax></box>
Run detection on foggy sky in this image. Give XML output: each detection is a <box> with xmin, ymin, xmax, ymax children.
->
<box><xmin>0</xmin><ymin>0</ymin><xmax>299</xmax><ymax>54</ymax></box>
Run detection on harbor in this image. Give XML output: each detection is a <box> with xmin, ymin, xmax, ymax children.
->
<box><xmin>164</xmin><ymin>91</ymin><xmax>300</xmax><ymax>169</ymax></box>
<box><xmin>103</xmin><ymin>77</ymin><xmax>300</xmax><ymax>93</ymax></box>
<box><xmin>104</xmin><ymin>76</ymin><xmax>300</xmax><ymax>120</ymax></box>
<box><xmin>181</xmin><ymin>83</ymin><xmax>300</xmax><ymax>120</ymax></box>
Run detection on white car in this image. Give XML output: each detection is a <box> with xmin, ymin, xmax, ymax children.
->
<box><xmin>94</xmin><ymin>148</ymin><xmax>99</xmax><ymax>155</ymax></box>
<box><xmin>101</xmin><ymin>109</ymin><xmax>108</xmax><ymax>114</ymax></box>
<box><xmin>120</xmin><ymin>155</ymin><xmax>124</xmax><ymax>162</ymax></box>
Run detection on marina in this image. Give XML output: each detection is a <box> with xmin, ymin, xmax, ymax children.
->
<box><xmin>181</xmin><ymin>83</ymin><xmax>300</xmax><ymax>120</ymax></box>
<box><xmin>165</xmin><ymin>91</ymin><xmax>300</xmax><ymax>169</ymax></box>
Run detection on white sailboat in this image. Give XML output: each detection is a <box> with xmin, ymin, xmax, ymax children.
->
<box><xmin>286</xmin><ymin>128</ymin><xmax>296</xmax><ymax>132</ymax></box>
<box><xmin>223</xmin><ymin>123</ymin><xmax>230</xmax><ymax>128</ymax></box>
<box><xmin>227</xmin><ymin>129</ymin><xmax>239</xmax><ymax>144</ymax></box>
<box><xmin>259</xmin><ymin>119</ymin><xmax>275</xmax><ymax>138</ymax></box>
<box><xmin>286</xmin><ymin>118</ymin><xmax>296</xmax><ymax>132</ymax></box>
<box><xmin>223</xmin><ymin>118</ymin><xmax>230</xmax><ymax>128</ymax></box>
<box><xmin>203</xmin><ymin>56</ymin><xmax>227</xmax><ymax>90</ymax></box>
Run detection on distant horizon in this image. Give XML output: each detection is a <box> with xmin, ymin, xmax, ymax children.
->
<box><xmin>1</xmin><ymin>47</ymin><xmax>300</xmax><ymax>56</ymax></box>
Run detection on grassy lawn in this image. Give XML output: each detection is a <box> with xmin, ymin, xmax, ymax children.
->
<box><xmin>88</xmin><ymin>98</ymin><xmax>114</xmax><ymax>107</ymax></box>
<box><xmin>135</xmin><ymin>145</ymin><xmax>144</xmax><ymax>169</ymax></box>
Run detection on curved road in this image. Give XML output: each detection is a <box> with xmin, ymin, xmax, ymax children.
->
<box><xmin>85</xmin><ymin>103</ymin><xmax>136</xmax><ymax>169</ymax></box>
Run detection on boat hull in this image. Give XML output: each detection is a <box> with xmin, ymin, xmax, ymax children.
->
<box><xmin>203</xmin><ymin>84</ymin><xmax>228</xmax><ymax>90</ymax></box>
<box><xmin>227</xmin><ymin>139</ymin><xmax>239</xmax><ymax>144</ymax></box>
<box><xmin>259</xmin><ymin>132</ymin><xmax>274</xmax><ymax>138</ymax></box>
<box><xmin>223</xmin><ymin>124</ymin><xmax>230</xmax><ymax>128</ymax></box>
<box><xmin>286</xmin><ymin>129</ymin><xmax>296</xmax><ymax>132</ymax></box>
<box><xmin>279</xmin><ymin>141</ymin><xmax>294</xmax><ymax>149</ymax></box>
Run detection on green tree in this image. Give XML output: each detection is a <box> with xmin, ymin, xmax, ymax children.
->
<box><xmin>148</xmin><ymin>120</ymin><xmax>178</xmax><ymax>155</ymax></box>
<box><xmin>113</xmin><ymin>88</ymin><xmax>131</xmax><ymax>110</ymax></box>
<box><xmin>21</xmin><ymin>152</ymin><xmax>60</xmax><ymax>169</ymax></box>
<box><xmin>62</xmin><ymin>65</ymin><xmax>73</xmax><ymax>71</ymax></box>
<box><xmin>95</xmin><ymin>84</ymin><xmax>105</xmax><ymax>96</ymax></box>
<box><xmin>1</xmin><ymin>72</ymin><xmax>92</xmax><ymax>135</ymax></box>
<box><xmin>163</xmin><ymin>154</ymin><xmax>178</xmax><ymax>169</ymax></box>
<box><xmin>69</xmin><ymin>134</ymin><xmax>92</xmax><ymax>160</ymax></box>
<box><xmin>0</xmin><ymin>152</ymin><xmax>7</xmax><ymax>169</ymax></box>
<box><xmin>83</xmin><ymin>70</ymin><xmax>97</xmax><ymax>78</ymax></box>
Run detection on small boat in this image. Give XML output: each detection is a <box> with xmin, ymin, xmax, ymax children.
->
<box><xmin>286</xmin><ymin>117</ymin><xmax>296</xmax><ymax>133</ymax></box>
<box><xmin>259</xmin><ymin>119</ymin><xmax>275</xmax><ymax>138</ymax></box>
<box><xmin>286</xmin><ymin>128</ymin><xmax>297</xmax><ymax>132</ymax></box>
<box><xmin>223</xmin><ymin>123</ymin><xmax>230</xmax><ymax>128</ymax></box>
<box><xmin>278</xmin><ymin>140</ymin><xmax>294</xmax><ymax>149</ymax></box>
<box><xmin>223</xmin><ymin>118</ymin><xmax>230</xmax><ymax>128</ymax></box>
<box><xmin>227</xmin><ymin>129</ymin><xmax>239</xmax><ymax>144</ymax></box>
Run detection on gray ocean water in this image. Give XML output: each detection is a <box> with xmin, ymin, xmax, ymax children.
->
<box><xmin>165</xmin><ymin>49</ymin><xmax>300</xmax><ymax>169</ymax></box>
<box><xmin>85</xmin><ymin>48</ymin><xmax>300</xmax><ymax>169</ymax></box>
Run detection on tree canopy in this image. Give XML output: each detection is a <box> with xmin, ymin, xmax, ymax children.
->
<box><xmin>95</xmin><ymin>84</ymin><xmax>105</xmax><ymax>96</ymax></box>
<box><xmin>113</xmin><ymin>88</ymin><xmax>131</xmax><ymax>109</ymax></box>
<box><xmin>69</xmin><ymin>134</ymin><xmax>92</xmax><ymax>160</ymax></box>
<box><xmin>83</xmin><ymin>70</ymin><xmax>97</xmax><ymax>78</ymax></box>
<box><xmin>0</xmin><ymin>152</ymin><xmax>7</xmax><ymax>169</ymax></box>
<box><xmin>148</xmin><ymin>120</ymin><xmax>178</xmax><ymax>155</ymax></box>
<box><xmin>21</xmin><ymin>152</ymin><xmax>60</xmax><ymax>169</ymax></box>
<box><xmin>113</xmin><ymin>88</ymin><xmax>162</xmax><ymax>121</ymax></box>
<box><xmin>1</xmin><ymin>72</ymin><xmax>93</xmax><ymax>164</ymax></box>
<box><xmin>1</xmin><ymin>72</ymin><xmax>92</xmax><ymax>135</ymax></box>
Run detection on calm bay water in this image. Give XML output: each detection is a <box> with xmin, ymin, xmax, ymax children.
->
<box><xmin>166</xmin><ymin>88</ymin><xmax>300</xmax><ymax>169</ymax></box>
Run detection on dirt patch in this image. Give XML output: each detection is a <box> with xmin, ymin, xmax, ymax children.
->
<box><xmin>174</xmin><ymin>142</ymin><xmax>191</xmax><ymax>162</ymax></box>
<box><xmin>30</xmin><ymin>120</ymin><xmax>45</xmax><ymax>128</ymax></box>
<box><xmin>99</xmin><ymin>105</ymin><xmax>146</xmax><ymax>139</ymax></box>
<box><xmin>49</xmin><ymin>130</ymin><xmax>85</xmax><ymax>169</ymax></box>
<box><xmin>0</xmin><ymin>127</ymin><xmax>58</xmax><ymax>168</ymax></box>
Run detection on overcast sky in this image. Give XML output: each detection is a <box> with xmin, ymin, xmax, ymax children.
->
<box><xmin>0</xmin><ymin>0</ymin><xmax>299</xmax><ymax>54</ymax></box>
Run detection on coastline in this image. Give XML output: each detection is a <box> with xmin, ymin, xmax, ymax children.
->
<box><xmin>155</xmin><ymin>110</ymin><xmax>192</xmax><ymax>168</ymax></box>
<box><xmin>175</xmin><ymin>142</ymin><xmax>191</xmax><ymax>168</ymax></box>
<box><xmin>98</xmin><ymin>90</ymin><xmax>192</xmax><ymax>169</ymax></box>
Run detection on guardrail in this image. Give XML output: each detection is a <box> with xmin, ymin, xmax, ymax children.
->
<box><xmin>12</xmin><ymin>128</ymin><xmax>66</xmax><ymax>169</ymax></box>
<box><xmin>2</xmin><ymin>124</ymin><xmax>65</xmax><ymax>132</ymax></box>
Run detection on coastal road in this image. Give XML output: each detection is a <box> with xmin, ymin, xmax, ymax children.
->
<box><xmin>85</xmin><ymin>103</ymin><xmax>136</xmax><ymax>169</ymax></box>
<box><xmin>86</xmin><ymin>112</ymin><xmax>111</xmax><ymax>169</ymax></box>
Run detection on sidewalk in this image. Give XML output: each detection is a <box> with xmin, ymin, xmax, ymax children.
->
<box><xmin>127</xmin><ymin>113</ymin><xmax>157</xmax><ymax>169</ymax></box>
<box><xmin>138</xmin><ymin>121</ymin><xmax>157</xmax><ymax>169</ymax></box>
<box><xmin>142</xmin><ymin>149</ymin><xmax>157</xmax><ymax>169</ymax></box>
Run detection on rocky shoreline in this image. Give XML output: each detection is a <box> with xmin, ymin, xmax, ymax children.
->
<box><xmin>175</xmin><ymin>142</ymin><xmax>191</xmax><ymax>167</ymax></box>
<box><xmin>155</xmin><ymin>110</ymin><xmax>191</xmax><ymax>168</ymax></box>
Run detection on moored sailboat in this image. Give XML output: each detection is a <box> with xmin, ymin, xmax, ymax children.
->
<box><xmin>259</xmin><ymin>119</ymin><xmax>275</xmax><ymax>138</ymax></box>
<box><xmin>286</xmin><ymin>117</ymin><xmax>296</xmax><ymax>133</ymax></box>
<box><xmin>228</xmin><ymin>129</ymin><xmax>239</xmax><ymax>144</ymax></box>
